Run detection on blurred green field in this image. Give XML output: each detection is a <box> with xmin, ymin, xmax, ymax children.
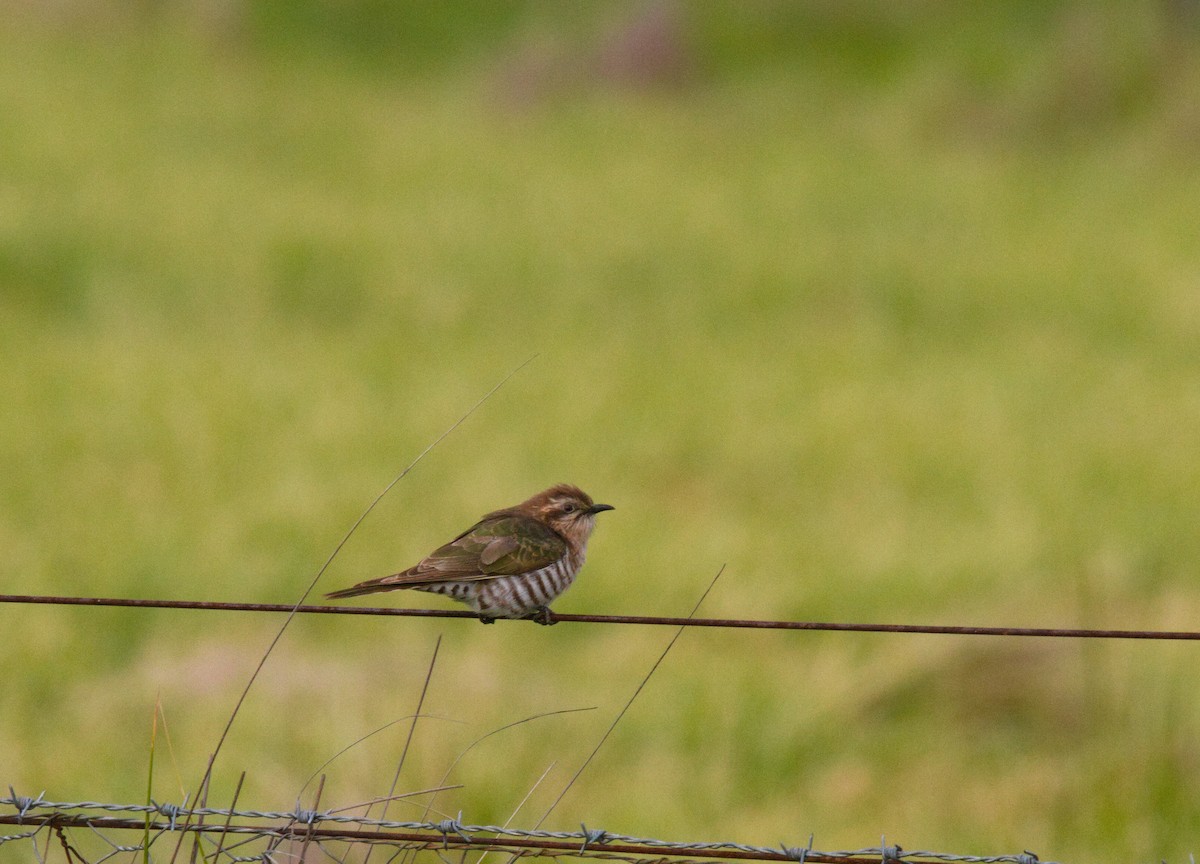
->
<box><xmin>3</xmin><ymin>2</ymin><xmax>1200</xmax><ymax>861</ymax></box>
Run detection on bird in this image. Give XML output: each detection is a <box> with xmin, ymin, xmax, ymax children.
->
<box><xmin>326</xmin><ymin>484</ymin><xmax>614</xmax><ymax>624</ymax></box>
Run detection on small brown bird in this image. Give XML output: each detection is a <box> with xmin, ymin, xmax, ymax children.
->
<box><xmin>326</xmin><ymin>484</ymin><xmax>614</xmax><ymax>624</ymax></box>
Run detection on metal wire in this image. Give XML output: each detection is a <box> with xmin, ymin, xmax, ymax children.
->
<box><xmin>0</xmin><ymin>593</ymin><xmax>1196</xmax><ymax>640</ymax></box>
<box><xmin>0</xmin><ymin>797</ymin><xmax>1054</xmax><ymax>864</ymax></box>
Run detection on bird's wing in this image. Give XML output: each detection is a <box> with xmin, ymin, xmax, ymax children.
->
<box><xmin>372</xmin><ymin>515</ymin><xmax>567</xmax><ymax>588</ymax></box>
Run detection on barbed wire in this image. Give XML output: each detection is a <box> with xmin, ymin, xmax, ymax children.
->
<box><xmin>0</xmin><ymin>795</ymin><xmax>1052</xmax><ymax>864</ymax></box>
<box><xmin>0</xmin><ymin>593</ymin><xmax>1197</xmax><ymax>640</ymax></box>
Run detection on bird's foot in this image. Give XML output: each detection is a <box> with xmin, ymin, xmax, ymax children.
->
<box><xmin>479</xmin><ymin>615</ymin><xmax>496</xmax><ymax>625</ymax></box>
<box><xmin>529</xmin><ymin>606</ymin><xmax>558</xmax><ymax>626</ymax></box>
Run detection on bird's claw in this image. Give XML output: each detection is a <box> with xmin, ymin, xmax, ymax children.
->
<box><xmin>477</xmin><ymin>608</ymin><xmax>555</xmax><ymax>624</ymax></box>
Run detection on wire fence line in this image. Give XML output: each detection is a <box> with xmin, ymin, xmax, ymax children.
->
<box><xmin>0</xmin><ymin>592</ymin><xmax>1197</xmax><ymax>640</ymax></box>
<box><xmin>0</xmin><ymin>795</ymin><xmax>1053</xmax><ymax>864</ymax></box>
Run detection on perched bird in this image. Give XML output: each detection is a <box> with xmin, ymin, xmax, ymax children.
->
<box><xmin>326</xmin><ymin>484</ymin><xmax>613</xmax><ymax>624</ymax></box>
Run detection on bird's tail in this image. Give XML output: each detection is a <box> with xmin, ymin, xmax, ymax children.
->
<box><xmin>325</xmin><ymin>578</ymin><xmax>401</xmax><ymax>599</ymax></box>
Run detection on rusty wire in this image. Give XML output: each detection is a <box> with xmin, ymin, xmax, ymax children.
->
<box><xmin>0</xmin><ymin>592</ymin><xmax>1197</xmax><ymax>640</ymax></box>
<box><xmin>0</xmin><ymin>798</ymin><xmax>1053</xmax><ymax>864</ymax></box>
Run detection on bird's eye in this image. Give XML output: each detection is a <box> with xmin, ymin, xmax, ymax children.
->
<box><xmin>561</xmin><ymin>503</ymin><xmax>577</xmax><ymax>514</ymax></box>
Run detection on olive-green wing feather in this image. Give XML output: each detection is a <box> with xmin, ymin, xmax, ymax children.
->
<box><xmin>325</xmin><ymin>515</ymin><xmax>565</xmax><ymax>598</ymax></box>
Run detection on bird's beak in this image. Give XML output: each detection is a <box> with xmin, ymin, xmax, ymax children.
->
<box><xmin>587</xmin><ymin>503</ymin><xmax>615</xmax><ymax>515</ymax></box>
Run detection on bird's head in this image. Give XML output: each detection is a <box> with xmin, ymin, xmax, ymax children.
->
<box><xmin>523</xmin><ymin>484</ymin><xmax>614</xmax><ymax>544</ymax></box>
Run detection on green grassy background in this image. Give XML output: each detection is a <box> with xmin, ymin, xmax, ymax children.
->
<box><xmin>4</xmin><ymin>2</ymin><xmax>1200</xmax><ymax>860</ymax></box>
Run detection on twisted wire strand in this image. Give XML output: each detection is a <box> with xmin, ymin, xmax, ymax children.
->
<box><xmin>0</xmin><ymin>796</ymin><xmax>1054</xmax><ymax>864</ymax></box>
